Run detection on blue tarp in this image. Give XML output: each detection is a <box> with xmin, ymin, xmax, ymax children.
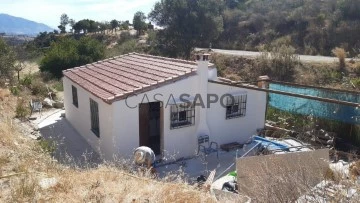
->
<box><xmin>268</xmin><ymin>83</ymin><xmax>360</xmax><ymax>124</ymax></box>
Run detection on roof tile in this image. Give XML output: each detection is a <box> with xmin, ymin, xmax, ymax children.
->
<box><xmin>63</xmin><ymin>53</ymin><xmax>198</xmax><ymax>103</ymax></box>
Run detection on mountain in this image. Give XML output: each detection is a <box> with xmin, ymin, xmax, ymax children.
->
<box><xmin>0</xmin><ymin>13</ymin><xmax>53</xmax><ymax>36</ymax></box>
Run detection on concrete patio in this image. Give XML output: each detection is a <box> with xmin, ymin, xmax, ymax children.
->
<box><xmin>34</xmin><ymin>110</ymin><xmax>102</xmax><ymax>167</ymax></box>
<box><xmin>156</xmin><ymin>141</ymin><xmax>259</xmax><ymax>182</ymax></box>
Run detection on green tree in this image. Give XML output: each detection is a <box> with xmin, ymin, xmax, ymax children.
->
<box><xmin>110</xmin><ymin>19</ymin><xmax>119</xmax><ymax>33</ymax></box>
<box><xmin>133</xmin><ymin>11</ymin><xmax>147</xmax><ymax>35</ymax></box>
<box><xmin>149</xmin><ymin>0</ymin><xmax>224</xmax><ymax>58</ymax></box>
<box><xmin>69</xmin><ymin>19</ymin><xmax>76</xmax><ymax>33</ymax></box>
<box><xmin>59</xmin><ymin>13</ymin><xmax>69</xmax><ymax>33</ymax></box>
<box><xmin>120</xmin><ymin>21</ymin><xmax>130</xmax><ymax>30</ymax></box>
<box><xmin>0</xmin><ymin>38</ymin><xmax>16</xmax><ymax>83</ymax></box>
<box><xmin>40</xmin><ymin>37</ymin><xmax>105</xmax><ymax>78</ymax></box>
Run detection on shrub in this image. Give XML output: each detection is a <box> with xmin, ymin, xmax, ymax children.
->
<box><xmin>52</xmin><ymin>80</ymin><xmax>63</xmax><ymax>92</ymax></box>
<box><xmin>40</xmin><ymin>37</ymin><xmax>105</xmax><ymax>78</ymax></box>
<box><xmin>15</xmin><ymin>98</ymin><xmax>30</xmax><ymax>119</ymax></box>
<box><xmin>256</xmin><ymin>43</ymin><xmax>299</xmax><ymax>81</ymax></box>
<box><xmin>351</xmin><ymin>78</ymin><xmax>360</xmax><ymax>88</ymax></box>
<box><xmin>38</xmin><ymin>139</ymin><xmax>56</xmax><ymax>154</ymax></box>
<box><xmin>332</xmin><ymin>47</ymin><xmax>346</xmax><ymax>72</ymax></box>
<box><xmin>20</xmin><ymin>74</ymin><xmax>33</xmax><ymax>87</ymax></box>
<box><xmin>31</xmin><ymin>81</ymin><xmax>48</xmax><ymax>97</ymax></box>
<box><xmin>353</xmin><ymin>63</ymin><xmax>360</xmax><ymax>76</ymax></box>
<box><xmin>118</xmin><ymin>32</ymin><xmax>134</xmax><ymax>44</ymax></box>
<box><xmin>10</xmin><ymin>86</ymin><xmax>20</xmax><ymax>96</ymax></box>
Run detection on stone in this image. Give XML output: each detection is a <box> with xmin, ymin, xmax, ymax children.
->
<box><xmin>43</xmin><ymin>98</ymin><xmax>53</xmax><ymax>108</ymax></box>
<box><xmin>29</xmin><ymin>116</ymin><xmax>37</xmax><ymax>121</ymax></box>
<box><xmin>53</xmin><ymin>101</ymin><xmax>64</xmax><ymax>109</ymax></box>
<box><xmin>29</xmin><ymin>133</ymin><xmax>41</xmax><ymax>140</ymax></box>
<box><xmin>39</xmin><ymin>178</ymin><xmax>58</xmax><ymax>190</ymax></box>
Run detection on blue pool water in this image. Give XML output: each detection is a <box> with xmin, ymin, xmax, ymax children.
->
<box><xmin>254</xmin><ymin>136</ymin><xmax>289</xmax><ymax>151</ymax></box>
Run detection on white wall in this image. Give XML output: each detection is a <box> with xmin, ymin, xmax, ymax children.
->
<box><xmin>112</xmin><ymin>76</ymin><xmax>201</xmax><ymax>159</ymax></box>
<box><xmin>63</xmin><ymin>77</ymin><xmax>114</xmax><ymax>160</ymax></box>
<box><xmin>207</xmin><ymin>82</ymin><xmax>267</xmax><ymax>145</ymax></box>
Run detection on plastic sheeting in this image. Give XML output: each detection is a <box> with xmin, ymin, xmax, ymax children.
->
<box><xmin>268</xmin><ymin>83</ymin><xmax>360</xmax><ymax>124</ymax></box>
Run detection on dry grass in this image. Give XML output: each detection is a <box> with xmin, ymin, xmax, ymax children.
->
<box><xmin>0</xmin><ymin>89</ymin><xmax>216</xmax><ymax>203</ymax></box>
<box><xmin>332</xmin><ymin>47</ymin><xmax>346</xmax><ymax>71</ymax></box>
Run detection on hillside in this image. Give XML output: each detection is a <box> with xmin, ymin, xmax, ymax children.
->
<box><xmin>0</xmin><ymin>14</ymin><xmax>53</xmax><ymax>36</ymax></box>
<box><xmin>214</xmin><ymin>0</ymin><xmax>360</xmax><ymax>57</ymax></box>
<box><xmin>0</xmin><ymin>90</ymin><xmax>214</xmax><ymax>202</ymax></box>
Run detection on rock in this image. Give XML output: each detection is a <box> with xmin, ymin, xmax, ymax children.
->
<box><xmin>29</xmin><ymin>133</ymin><xmax>41</xmax><ymax>140</ymax></box>
<box><xmin>53</xmin><ymin>101</ymin><xmax>64</xmax><ymax>109</ymax></box>
<box><xmin>43</xmin><ymin>98</ymin><xmax>53</xmax><ymax>108</ymax></box>
<box><xmin>60</xmin><ymin>113</ymin><xmax>66</xmax><ymax>118</ymax></box>
<box><xmin>29</xmin><ymin>116</ymin><xmax>37</xmax><ymax>120</ymax></box>
<box><xmin>39</xmin><ymin>178</ymin><xmax>58</xmax><ymax>190</ymax></box>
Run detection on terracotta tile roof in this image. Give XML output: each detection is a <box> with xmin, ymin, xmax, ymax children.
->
<box><xmin>63</xmin><ymin>53</ymin><xmax>198</xmax><ymax>104</ymax></box>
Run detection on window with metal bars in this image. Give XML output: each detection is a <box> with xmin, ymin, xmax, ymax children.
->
<box><xmin>225</xmin><ymin>94</ymin><xmax>247</xmax><ymax>119</ymax></box>
<box><xmin>72</xmin><ymin>86</ymin><xmax>78</xmax><ymax>108</ymax></box>
<box><xmin>170</xmin><ymin>103</ymin><xmax>195</xmax><ymax>129</ymax></box>
<box><xmin>90</xmin><ymin>98</ymin><xmax>100</xmax><ymax>137</ymax></box>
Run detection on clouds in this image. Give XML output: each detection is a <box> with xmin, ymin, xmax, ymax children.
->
<box><xmin>0</xmin><ymin>0</ymin><xmax>157</xmax><ymax>28</ymax></box>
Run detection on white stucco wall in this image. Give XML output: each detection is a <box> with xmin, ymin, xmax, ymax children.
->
<box><xmin>112</xmin><ymin>76</ymin><xmax>200</xmax><ymax>159</ymax></box>
<box><xmin>207</xmin><ymin>82</ymin><xmax>267</xmax><ymax>145</ymax></box>
<box><xmin>63</xmin><ymin>77</ymin><xmax>114</xmax><ymax>160</ymax></box>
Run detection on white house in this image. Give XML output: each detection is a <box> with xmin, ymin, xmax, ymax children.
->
<box><xmin>62</xmin><ymin>53</ymin><xmax>267</xmax><ymax>160</ymax></box>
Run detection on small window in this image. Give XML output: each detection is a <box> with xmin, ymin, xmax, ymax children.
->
<box><xmin>90</xmin><ymin>98</ymin><xmax>100</xmax><ymax>137</ymax></box>
<box><xmin>72</xmin><ymin>86</ymin><xmax>78</xmax><ymax>108</ymax></box>
<box><xmin>170</xmin><ymin>103</ymin><xmax>195</xmax><ymax>129</ymax></box>
<box><xmin>226</xmin><ymin>95</ymin><xmax>247</xmax><ymax>119</ymax></box>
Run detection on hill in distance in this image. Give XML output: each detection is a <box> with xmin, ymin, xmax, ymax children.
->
<box><xmin>0</xmin><ymin>13</ymin><xmax>53</xmax><ymax>36</ymax></box>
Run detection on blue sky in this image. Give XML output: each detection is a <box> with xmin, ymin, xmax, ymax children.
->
<box><xmin>0</xmin><ymin>0</ymin><xmax>158</xmax><ymax>28</ymax></box>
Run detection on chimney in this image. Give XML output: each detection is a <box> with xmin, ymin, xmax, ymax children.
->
<box><xmin>195</xmin><ymin>53</ymin><xmax>211</xmax><ymax>137</ymax></box>
<box><xmin>257</xmin><ymin>75</ymin><xmax>270</xmax><ymax>89</ymax></box>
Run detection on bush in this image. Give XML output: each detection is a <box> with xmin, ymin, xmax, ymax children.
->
<box><xmin>353</xmin><ymin>64</ymin><xmax>360</xmax><ymax>76</ymax></box>
<box><xmin>332</xmin><ymin>47</ymin><xmax>347</xmax><ymax>72</ymax></box>
<box><xmin>31</xmin><ymin>81</ymin><xmax>48</xmax><ymax>97</ymax></box>
<box><xmin>256</xmin><ymin>43</ymin><xmax>299</xmax><ymax>81</ymax></box>
<box><xmin>21</xmin><ymin>74</ymin><xmax>33</xmax><ymax>87</ymax></box>
<box><xmin>118</xmin><ymin>32</ymin><xmax>134</xmax><ymax>44</ymax></box>
<box><xmin>10</xmin><ymin>86</ymin><xmax>20</xmax><ymax>96</ymax></box>
<box><xmin>38</xmin><ymin>139</ymin><xmax>56</xmax><ymax>154</ymax></box>
<box><xmin>40</xmin><ymin>37</ymin><xmax>105</xmax><ymax>78</ymax></box>
<box><xmin>15</xmin><ymin>99</ymin><xmax>30</xmax><ymax>119</ymax></box>
<box><xmin>52</xmin><ymin>80</ymin><xmax>63</xmax><ymax>92</ymax></box>
<box><xmin>351</xmin><ymin>78</ymin><xmax>360</xmax><ymax>88</ymax></box>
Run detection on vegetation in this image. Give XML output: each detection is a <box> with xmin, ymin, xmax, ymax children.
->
<box><xmin>0</xmin><ymin>38</ymin><xmax>16</xmax><ymax>84</ymax></box>
<box><xmin>256</xmin><ymin>40</ymin><xmax>300</xmax><ymax>81</ymax></box>
<box><xmin>15</xmin><ymin>98</ymin><xmax>30</xmax><ymax>119</ymax></box>
<box><xmin>58</xmin><ymin>13</ymin><xmax>69</xmax><ymax>34</ymax></box>
<box><xmin>39</xmin><ymin>37</ymin><xmax>105</xmax><ymax>78</ymax></box>
<box><xmin>149</xmin><ymin>0</ymin><xmax>224</xmax><ymax>58</ymax></box>
<box><xmin>0</xmin><ymin>94</ymin><xmax>217</xmax><ymax>202</ymax></box>
<box><xmin>133</xmin><ymin>11</ymin><xmax>147</xmax><ymax>35</ymax></box>
<box><xmin>332</xmin><ymin>47</ymin><xmax>347</xmax><ymax>72</ymax></box>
